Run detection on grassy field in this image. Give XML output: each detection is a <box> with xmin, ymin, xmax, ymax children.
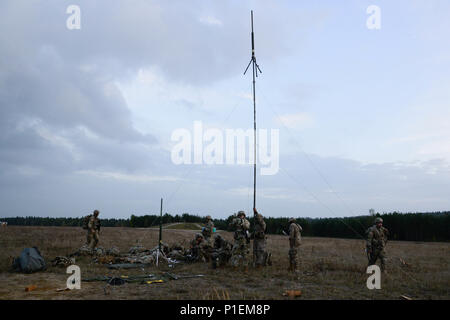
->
<box><xmin>163</xmin><ymin>223</ymin><xmax>202</xmax><ymax>230</ymax></box>
<box><xmin>0</xmin><ymin>226</ymin><xmax>448</xmax><ymax>300</ymax></box>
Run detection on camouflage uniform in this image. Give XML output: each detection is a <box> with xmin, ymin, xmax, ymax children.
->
<box><xmin>252</xmin><ymin>210</ymin><xmax>268</xmax><ymax>267</ymax></box>
<box><xmin>86</xmin><ymin>211</ymin><xmax>101</xmax><ymax>249</ymax></box>
<box><xmin>230</xmin><ymin>211</ymin><xmax>251</xmax><ymax>268</ymax></box>
<box><xmin>366</xmin><ymin>218</ymin><xmax>389</xmax><ymax>272</ymax></box>
<box><xmin>202</xmin><ymin>215</ymin><xmax>215</xmax><ymax>247</ymax></box>
<box><xmin>288</xmin><ymin>218</ymin><xmax>302</xmax><ymax>272</ymax></box>
<box><xmin>188</xmin><ymin>233</ymin><xmax>209</xmax><ymax>262</ymax></box>
<box><xmin>211</xmin><ymin>234</ymin><xmax>232</xmax><ymax>269</ymax></box>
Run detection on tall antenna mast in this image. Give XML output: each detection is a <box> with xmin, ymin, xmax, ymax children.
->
<box><xmin>244</xmin><ymin>10</ymin><xmax>262</xmax><ymax>211</ymax></box>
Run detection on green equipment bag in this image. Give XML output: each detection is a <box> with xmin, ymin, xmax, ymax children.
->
<box><xmin>12</xmin><ymin>247</ymin><xmax>46</xmax><ymax>273</ymax></box>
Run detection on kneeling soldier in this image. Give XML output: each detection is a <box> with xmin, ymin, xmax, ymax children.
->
<box><xmin>211</xmin><ymin>234</ymin><xmax>232</xmax><ymax>269</ymax></box>
<box><xmin>189</xmin><ymin>233</ymin><xmax>209</xmax><ymax>262</ymax></box>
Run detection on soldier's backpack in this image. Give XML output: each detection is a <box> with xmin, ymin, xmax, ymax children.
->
<box><xmin>12</xmin><ymin>247</ymin><xmax>46</xmax><ymax>273</ymax></box>
<box><xmin>293</xmin><ymin>223</ymin><xmax>302</xmax><ymax>247</ymax></box>
<box><xmin>365</xmin><ymin>227</ymin><xmax>373</xmax><ymax>239</ymax></box>
<box><xmin>82</xmin><ymin>215</ymin><xmax>92</xmax><ymax>230</ymax></box>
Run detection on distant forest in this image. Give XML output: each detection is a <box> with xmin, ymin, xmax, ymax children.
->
<box><xmin>2</xmin><ymin>211</ymin><xmax>449</xmax><ymax>242</ymax></box>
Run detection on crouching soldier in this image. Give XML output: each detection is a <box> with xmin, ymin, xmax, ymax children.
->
<box><xmin>366</xmin><ymin>217</ymin><xmax>389</xmax><ymax>273</ymax></box>
<box><xmin>211</xmin><ymin>234</ymin><xmax>232</xmax><ymax>269</ymax></box>
<box><xmin>188</xmin><ymin>233</ymin><xmax>209</xmax><ymax>263</ymax></box>
<box><xmin>230</xmin><ymin>211</ymin><xmax>251</xmax><ymax>270</ymax></box>
<box><xmin>86</xmin><ymin>210</ymin><xmax>101</xmax><ymax>249</ymax></box>
<box><xmin>288</xmin><ymin>217</ymin><xmax>302</xmax><ymax>272</ymax></box>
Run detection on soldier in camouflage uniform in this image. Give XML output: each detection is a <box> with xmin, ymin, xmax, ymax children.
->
<box><xmin>211</xmin><ymin>234</ymin><xmax>232</xmax><ymax>269</ymax></box>
<box><xmin>230</xmin><ymin>211</ymin><xmax>251</xmax><ymax>269</ymax></box>
<box><xmin>252</xmin><ymin>208</ymin><xmax>271</xmax><ymax>268</ymax></box>
<box><xmin>366</xmin><ymin>217</ymin><xmax>389</xmax><ymax>272</ymax></box>
<box><xmin>202</xmin><ymin>215</ymin><xmax>215</xmax><ymax>246</ymax></box>
<box><xmin>86</xmin><ymin>210</ymin><xmax>101</xmax><ymax>249</ymax></box>
<box><xmin>288</xmin><ymin>217</ymin><xmax>302</xmax><ymax>272</ymax></box>
<box><xmin>188</xmin><ymin>233</ymin><xmax>209</xmax><ymax>262</ymax></box>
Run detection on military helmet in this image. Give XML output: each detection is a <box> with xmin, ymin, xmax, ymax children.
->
<box><xmin>195</xmin><ymin>233</ymin><xmax>204</xmax><ymax>239</ymax></box>
<box><xmin>237</xmin><ymin>211</ymin><xmax>245</xmax><ymax>217</ymax></box>
<box><xmin>375</xmin><ymin>217</ymin><xmax>383</xmax><ymax>224</ymax></box>
<box><xmin>93</xmin><ymin>210</ymin><xmax>99</xmax><ymax>215</ymax></box>
<box><xmin>206</xmin><ymin>215</ymin><xmax>211</xmax><ymax>220</ymax></box>
<box><xmin>289</xmin><ymin>217</ymin><xmax>296</xmax><ymax>223</ymax></box>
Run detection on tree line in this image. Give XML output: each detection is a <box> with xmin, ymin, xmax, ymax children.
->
<box><xmin>2</xmin><ymin>216</ymin><xmax>130</xmax><ymax>227</ymax></box>
<box><xmin>2</xmin><ymin>211</ymin><xmax>449</xmax><ymax>242</ymax></box>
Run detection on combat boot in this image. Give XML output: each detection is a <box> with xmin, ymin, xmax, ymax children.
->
<box><xmin>380</xmin><ymin>262</ymin><xmax>387</xmax><ymax>274</ymax></box>
<box><xmin>287</xmin><ymin>262</ymin><xmax>293</xmax><ymax>272</ymax></box>
<box><xmin>266</xmin><ymin>252</ymin><xmax>272</xmax><ymax>266</ymax></box>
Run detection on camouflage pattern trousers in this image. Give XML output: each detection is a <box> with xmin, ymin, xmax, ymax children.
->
<box><xmin>230</xmin><ymin>238</ymin><xmax>250</xmax><ymax>267</ymax></box>
<box><xmin>204</xmin><ymin>236</ymin><xmax>214</xmax><ymax>250</ymax></box>
<box><xmin>253</xmin><ymin>238</ymin><xmax>266</xmax><ymax>267</ymax></box>
<box><xmin>86</xmin><ymin>230</ymin><xmax>99</xmax><ymax>249</ymax></box>
<box><xmin>368</xmin><ymin>248</ymin><xmax>387</xmax><ymax>272</ymax></box>
<box><xmin>289</xmin><ymin>247</ymin><xmax>299</xmax><ymax>268</ymax></box>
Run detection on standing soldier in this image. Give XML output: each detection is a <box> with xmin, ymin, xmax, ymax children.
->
<box><xmin>86</xmin><ymin>210</ymin><xmax>101</xmax><ymax>249</ymax></box>
<box><xmin>288</xmin><ymin>217</ymin><xmax>302</xmax><ymax>272</ymax></box>
<box><xmin>202</xmin><ymin>215</ymin><xmax>215</xmax><ymax>246</ymax></box>
<box><xmin>366</xmin><ymin>217</ymin><xmax>389</xmax><ymax>273</ymax></box>
<box><xmin>252</xmin><ymin>208</ymin><xmax>269</xmax><ymax>268</ymax></box>
<box><xmin>230</xmin><ymin>211</ymin><xmax>251</xmax><ymax>270</ymax></box>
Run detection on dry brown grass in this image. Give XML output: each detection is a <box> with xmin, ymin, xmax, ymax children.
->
<box><xmin>0</xmin><ymin>226</ymin><xmax>449</xmax><ymax>300</ymax></box>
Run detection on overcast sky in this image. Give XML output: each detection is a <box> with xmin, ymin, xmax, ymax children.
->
<box><xmin>0</xmin><ymin>0</ymin><xmax>449</xmax><ymax>219</ymax></box>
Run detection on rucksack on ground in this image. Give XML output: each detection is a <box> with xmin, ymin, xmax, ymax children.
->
<box><xmin>12</xmin><ymin>247</ymin><xmax>46</xmax><ymax>273</ymax></box>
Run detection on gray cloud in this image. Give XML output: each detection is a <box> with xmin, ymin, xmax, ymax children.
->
<box><xmin>0</xmin><ymin>0</ymin><xmax>298</xmax><ymax>175</ymax></box>
<box><xmin>0</xmin><ymin>1</ymin><xmax>305</xmax><ymax>83</ymax></box>
<box><xmin>1</xmin><ymin>132</ymin><xmax>449</xmax><ymax>218</ymax></box>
